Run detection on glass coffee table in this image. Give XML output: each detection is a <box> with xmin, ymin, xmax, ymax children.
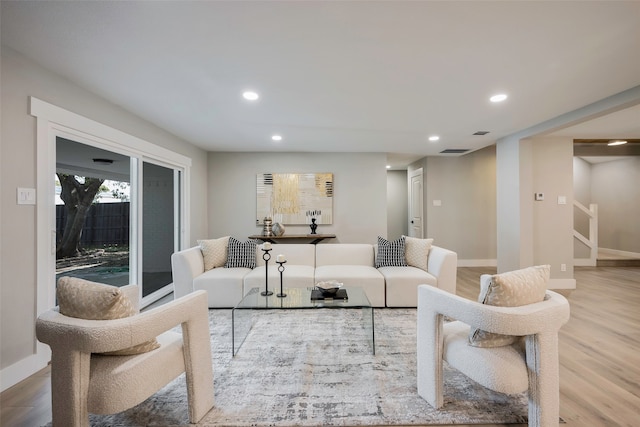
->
<box><xmin>232</xmin><ymin>287</ymin><xmax>375</xmax><ymax>356</ymax></box>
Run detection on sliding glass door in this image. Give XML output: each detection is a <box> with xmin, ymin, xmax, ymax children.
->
<box><xmin>141</xmin><ymin>161</ymin><xmax>180</xmax><ymax>299</ymax></box>
<box><xmin>54</xmin><ymin>138</ymin><xmax>185</xmax><ymax>307</ymax></box>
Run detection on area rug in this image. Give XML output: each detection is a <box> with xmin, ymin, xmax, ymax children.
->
<box><xmin>81</xmin><ymin>308</ymin><xmax>528</xmax><ymax>426</ymax></box>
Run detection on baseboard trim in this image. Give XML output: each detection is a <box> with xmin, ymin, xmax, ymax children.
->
<box><xmin>599</xmin><ymin>248</ymin><xmax>640</xmax><ymax>258</ymax></box>
<box><xmin>548</xmin><ymin>278</ymin><xmax>576</xmax><ymax>290</ymax></box>
<box><xmin>458</xmin><ymin>259</ymin><xmax>497</xmax><ymax>267</ymax></box>
<box><xmin>575</xmin><ymin>258</ymin><xmax>596</xmax><ymax>267</ymax></box>
<box><xmin>0</xmin><ymin>346</ymin><xmax>50</xmax><ymax>392</ymax></box>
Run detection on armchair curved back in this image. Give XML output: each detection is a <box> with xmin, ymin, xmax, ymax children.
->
<box><xmin>36</xmin><ymin>289</ymin><xmax>214</xmax><ymax>427</ymax></box>
<box><xmin>417</xmin><ymin>284</ymin><xmax>570</xmax><ymax>427</ymax></box>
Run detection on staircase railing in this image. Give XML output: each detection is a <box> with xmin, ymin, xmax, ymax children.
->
<box><xmin>574</xmin><ymin>201</ymin><xmax>598</xmax><ymax>266</ymax></box>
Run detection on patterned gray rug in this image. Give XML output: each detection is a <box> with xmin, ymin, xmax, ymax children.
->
<box><xmin>83</xmin><ymin>309</ymin><xmax>528</xmax><ymax>426</ymax></box>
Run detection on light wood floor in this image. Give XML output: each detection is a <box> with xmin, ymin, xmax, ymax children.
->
<box><xmin>2</xmin><ymin>266</ymin><xmax>638</xmax><ymax>427</ymax></box>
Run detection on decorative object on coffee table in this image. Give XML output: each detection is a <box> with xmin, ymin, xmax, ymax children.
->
<box><xmin>276</xmin><ymin>255</ymin><xmax>287</xmax><ymax>298</ymax></box>
<box><xmin>261</xmin><ymin>242</ymin><xmax>273</xmax><ymax>296</ymax></box>
<box><xmin>315</xmin><ymin>280</ymin><xmax>343</xmax><ymax>294</ymax></box>
<box><xmin>313</xmin><ymin>280</ymin><xmax>346</xmax><ymax>300</ymax></box>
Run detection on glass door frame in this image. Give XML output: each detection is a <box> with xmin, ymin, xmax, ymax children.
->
<box><xmin>32</xmin><ymin>97</ymin><xmax>192</xmax><ymax>321</ymax></box>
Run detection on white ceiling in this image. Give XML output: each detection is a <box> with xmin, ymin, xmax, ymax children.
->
<box><xmin>2</xmin><ymin>1</ymin><xmax>640</xmax><ymax>168</ymax></box>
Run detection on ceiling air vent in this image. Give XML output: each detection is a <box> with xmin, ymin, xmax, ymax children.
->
<box><xmin>473</xmin><ymin>131</ymin><xmax>490</xmax><ymax>135</ymax></box>
<box><xmin>440</xmin><ymin>149</ymin><xmax>470</xmax><ymax>154</ymax></box>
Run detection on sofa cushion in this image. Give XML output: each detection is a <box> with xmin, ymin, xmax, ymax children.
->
<box><xmin>468</xmin><ymin>265</ymin><xmax>550</xmax><ymax>348</ymax></box>
<box><xmin>315</xmin><ymin>244</ymin><xmax>374</xmax><ymax>267</ymax></box>
<box><xmin>446</xmin><ymin>321</ymin><xmax>528</xmax><ymax>394</ymax></box>
<box><xmin>225</xmin><ymin>237</ymin><xmax>259</xmax><ymax>269</ymax></box>
<box><xmin>403</xmin><ymin>236</ymin><xmax>433</xmax><ymax>271</ymax></box>
<box><xmin>198</xmin><ymin>236</ymin><xmax>230</xmax><ymax>270</ymax></box>
<box><xmin>56</xmin><ymin>277</ymin><xmax>160</xmax><ymax>355</ymax></box>
<box><xmin>375</xmin><ymin>236</ymin><xmax>408</xmax><ymax>268</ymax></box>
<box><xmin>314</xmin><ymin>265</ymin><xmax>385</xmax><ymax>307</ymax></box>
<box><xmin>255</xmin><ymin>244</ymin><xmax>316</xmax><ymax>267</ymax></box>
<box><xmin>379</xmin><ymin>265</ymin><xmax>437</xmax><ymax>307</ymax></box>
<box><xmin>378</xmin><ymin>266</ymin><xmax>437</xmax><ymax>285</ymax></box>
<box><xmin>244</xmin><ymin>265</ymin><xmax>315</xmax><ymax>293</ymax></box>
<box><xmin>193</xmin><ymin>267</ymin><xmax>251</xmax><ymax>308</ymax></box>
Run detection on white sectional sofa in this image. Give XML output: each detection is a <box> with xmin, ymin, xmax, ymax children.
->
<box><xmin>243</xmin><ymin>244</ymin><xmax>316</xmax><ymax>292</ymax></box>
<box><xmin>314</xmin><ymin>244</ymin><xmax>387</xmax><ymax>307</ymax></box>
<box><xmin>171</xmin><ymin>240</ymin><xmax>457</xmax><ymax>308</ymax></box>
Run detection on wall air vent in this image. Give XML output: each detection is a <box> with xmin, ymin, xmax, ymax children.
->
<box><xmin>473</xmin><ymin>131</ymin><xmax>490</xmax><ymax>135</ymax></box>
<box><xmin>440</xmin><ymin>149</ymin><xmax>470</xmax><ymax>154</ymax></box>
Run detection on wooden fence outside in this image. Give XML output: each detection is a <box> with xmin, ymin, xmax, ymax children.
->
<box><xmin>56</xmin><ymin>202</ymin><xmax>130</xmax><ymax>247</ymax></box>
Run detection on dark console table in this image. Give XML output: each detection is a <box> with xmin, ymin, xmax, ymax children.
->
<box><xmin>248</xmin><ymin>234</ymin><xmax>336</xmax><ymax>245</ymax></box>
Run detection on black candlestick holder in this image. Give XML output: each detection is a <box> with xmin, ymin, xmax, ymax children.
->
<box><xmin>276</xmin><ymin>260</ymin><xmax>287</xmax><ymax>298</ymax></box>
<box><xmin>261</xmin><ymin>248</ymin><xmax>273</xmax><ymax>296</ymax></box>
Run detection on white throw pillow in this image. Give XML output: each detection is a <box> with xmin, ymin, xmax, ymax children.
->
<box><xmin>468</xmin><ymin>265</ymin><xmax>550</xmax><ymax>348</ymax></box>
<box><xmin>198</xmin><ymin>236</ymin><xmax>230</xmax><ymax>270</ymax></box>
<box><xmin>403</xmin><ymin>236</ymin><xmax>433</xmax><ymax>271</ymax></box>
<box><xmin>57</xmin><ymin>277</ymin><xmax>160</xmax><ymax>355</ymax></box>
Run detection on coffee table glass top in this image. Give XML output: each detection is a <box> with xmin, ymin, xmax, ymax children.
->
<box><xmin>232</xmin><ymin>287</ymin><xmax>374</xmax><ymax>356</ymax></box>
<box><xmin>235</xmin><ymin>286</ymin><xmax>371</xmax><ymax>309</ymax></box>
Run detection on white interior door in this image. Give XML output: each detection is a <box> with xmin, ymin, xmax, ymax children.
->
<box><xmin>409</xmin><ymin>168</ymin><xmax>424</xmax><ymax>238</ymax></box>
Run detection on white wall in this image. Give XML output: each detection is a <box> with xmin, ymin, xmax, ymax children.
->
<box><xmin>426</xmin><ymin>146</ymin><xmax>497</xmax><ymax>264</ymax></box>
<box><xmin>207</xmin><ymin>152</ymin><xmax>387</xmax><ymax>244</ymax></box>
<box><xmin>591</xmin><ymin>157</ymin><xmax>640</xmax><ymax>253</ymax></box>
<box><xmin>386</xmin><ymin>170</ymin><xmax>408</xmax><ymax>240</ymax></box>
<box><xmin>573</xmin><ymin>157</ymin><xmax>592</xmax><ymax>258</ymax></box>
<box><xmin>0</xmin><ymin>47</ymin><xmax>208</xmax><ymax>386</ymax></box>
<box><xmin>530</xmin><ymin>137</ymin><xmax>575</xmax><ymax>280</ymax></box>
<box><xmin>496</xmin><ymin>136</ymin><xmax>529</xmax><ymax>272</ymax></box>
<box><xmin>573</xmin><ymin>157</ymin><xmax>592</xmax><ymax>234</ymax></box>
<box><xmin>497</xmin><ymin>136</ymin><xmax>575</xmax><ymax>288</ymax></box>
<box><xmin>408</xmin><ymin>145</ymin><xmax>497</xmax><ymax>264</ymax></box>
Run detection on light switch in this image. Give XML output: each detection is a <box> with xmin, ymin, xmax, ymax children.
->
<box><xmin>558</xmin><ymin>196</ymin><xmax>567</xmax><ymax>205</ymax></box>
<box><xmin>17</xmin><ymin>188</ymin><xmax>36</xmax><ymax>205</ymax></box>
<box><xmin>433</xmin><ymin>200</ymin><xmax>442</xmax><ymax>207</ymax></box>
<box><xmin>535</xmin><ymin>193</ymin><xmax>544</xmax><ymax>201</ymax></box>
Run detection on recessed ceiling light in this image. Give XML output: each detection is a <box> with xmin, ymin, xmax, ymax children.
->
<box><xmin>607</xmin><ymin>140</ymin><xmax>627</xmax><ymax>146</ymax></box>
<box><xmin>386</xmin><ymin>165</ymin><xmax>391</xmax><ymax>169</ymax></box>
<box><xmin>490</xmin><ymin>94</ymin><xmax>508</xmax><ymax>103</ymax></box>
<box><xmin>242</xmin><ymin>91</ymin><xmax>259</xmax><ymax>101</ymax></box>
<box><xmin>428</xmin><ymin>135</ymin><xmax>440</xmax><ymax>142</ymax></box>
<box><xmin>271</xmin><ymin>135</ymin><xmax>282</xmax><ymax>141</ymax></box>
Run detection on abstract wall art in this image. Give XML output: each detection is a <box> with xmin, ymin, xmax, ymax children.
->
<box><xmin>257</xmin><ymin>173</ymin><xmax>333</xmax><ymax>225</ymax></box>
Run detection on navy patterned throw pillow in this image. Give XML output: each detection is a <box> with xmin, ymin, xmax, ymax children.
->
<box><xmin>375</xmin><ymin>236</ymin><xmax>408</xmax><ymax>268</ymax></box>
<box><xmin>224</xmin><ymin>237</ymin><xmax>259</xmax><ymax>269</ymax></box>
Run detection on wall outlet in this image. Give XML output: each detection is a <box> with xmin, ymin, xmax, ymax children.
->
<box><xmin>560</xmin><ymin>263</ymin><xmax>567</xmax><ymax>272</ymax></box>
<box><xmin>535</xmin><ymin>192</ymin><xmax>544</xmax><ymax>201</ymax></box>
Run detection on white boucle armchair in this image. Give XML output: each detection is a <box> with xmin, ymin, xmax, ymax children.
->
<box><xmin>36</xmin><ymin>287</ymin><xmax>214</xmax><ymax>427</ymax></box>
<box><xmin>417</xmin><ymin>283</ymin><xmax>570</xmax><ymax>427</ymax></box>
